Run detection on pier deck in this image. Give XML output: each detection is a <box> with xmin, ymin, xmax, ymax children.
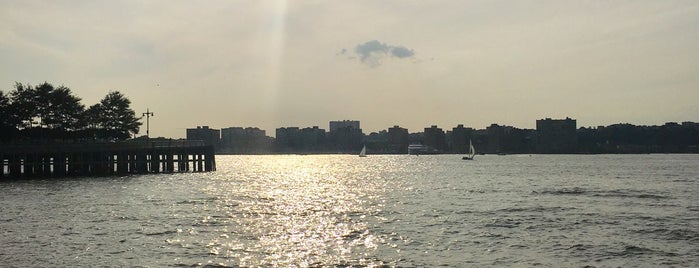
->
<box><xmin>0</xmin><ymin>140</ymin><xmax>215</xmax><ymax>178</ymax></box>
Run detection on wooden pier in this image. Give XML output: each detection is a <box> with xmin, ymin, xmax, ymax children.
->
<box><xmin>0</xmin><ymin>140</ymin><xmax>215</xmax><ymax>178</ymax></box>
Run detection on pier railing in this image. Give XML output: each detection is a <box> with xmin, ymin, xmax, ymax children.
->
<box><xmin>0</xmin><ymin>140</ymin><xmax>206</xmax><ymax>153</ymax></box>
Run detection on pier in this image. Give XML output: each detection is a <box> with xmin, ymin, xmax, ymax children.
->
<box><xmin>0</xmin><ymin>140</ymin><xmax>216</xmax><ymax>178</ymax></box>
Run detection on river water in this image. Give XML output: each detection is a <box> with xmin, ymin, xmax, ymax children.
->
<box><xmin>1</xmin><ymin>154</ymin><xmax>697</xmax><ymax>267</ymax></box>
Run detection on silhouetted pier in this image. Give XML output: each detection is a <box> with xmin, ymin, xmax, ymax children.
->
<box><xmin>0</xmin><ymin>140</ymin><xmax>215</xmax><ymax>178</ymax></box>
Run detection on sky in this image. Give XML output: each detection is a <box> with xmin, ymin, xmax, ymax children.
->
<box><xmin>1</xmin><ymin>0</ymin><xmax>698</xmax><ymax>138</ymax></box>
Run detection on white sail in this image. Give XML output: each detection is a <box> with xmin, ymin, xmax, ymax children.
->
<box><xmin>359</xmin><ymin>145</ymin><xmax>367</xmax><ymax>157</ymax></box>
<box><xmin>469</xmin><ymin>140</ymin><xmax>476</xmax><ymax>158</ymax></box>
<box><xmin>463</xmin><ymin>139</ymin><xmax>475</xmax><ymax>160</ymax></box>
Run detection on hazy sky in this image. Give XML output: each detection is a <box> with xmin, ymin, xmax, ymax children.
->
<box><xmin>1</xmin><ymin>0</ymin><xmax>698</xmax><ymax>138</ymax></box>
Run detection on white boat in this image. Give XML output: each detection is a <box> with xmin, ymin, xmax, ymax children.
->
<box><xmin>408</xmin><ymin>144</ymin><xmax>439</xmax><ymax>155</ymax></box>
<box><xmin>462</xmin><ymin>140</ymin><xmax>475</xmax><ymax>160</ymax></box>
<box><xmin>359</xmin><ymin>145</ymin><xmax>367</xmax><ymax>157</ymax></box>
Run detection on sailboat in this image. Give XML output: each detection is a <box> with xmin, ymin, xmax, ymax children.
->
<box><xmin>462</xmin><ymin>140</ymin><xmax>475</xmax><ymax>160</ymax></box>
<box><xmin>359</xmin><ymin>145</ymin><xmax>367</xmax><ymax>157</ymax></box>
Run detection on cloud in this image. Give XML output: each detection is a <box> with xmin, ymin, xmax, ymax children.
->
<box><xmin>351</xmin><ymin>40</ymin><xmax>415</xmax><ymax>67</ymax></box>
<box><xmin>389</xmin><ymin>46</ymin><xmax>415</xmax><ymax>58</ymax></box>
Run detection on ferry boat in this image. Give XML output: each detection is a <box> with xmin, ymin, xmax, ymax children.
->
<box><xmin>408</xmin><ymin>144</ymin><xmax>439</xmax><ymax>155</ymax></box>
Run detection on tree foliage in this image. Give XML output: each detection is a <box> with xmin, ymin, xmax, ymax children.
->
<box><xmin>87</xmin><ymin>91</ymin><xmax>142</xmax><ymax>140</ymax></box>
<box><xmin>0</xmin><ymin>82</ymin><xmax>141</xmax><ymax>142</ymax></box>
<box><xmin>0</xmin><ymin>90</ymin><xmax>10</xmax><ymax>125</ymax></box>
<box><xmin>42</xmin><ymin>83</ymin><xmax>85</xmax><ymax>130</ymax></box>
<box><xmin>8</xmin><ymin>82</ymin><xmax>37</xmax><ymax>128</ymax></box>
<box><xmin>0</xmin><ymin>91</ymin><xmax>18</xmax><ymax>141</ymax></box>
<box><xmin>5</xmin><ymin>82</ymin><xmax>85</xmax><ymax>130</ymax></box>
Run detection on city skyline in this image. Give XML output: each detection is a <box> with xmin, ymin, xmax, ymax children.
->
<box><xmin>2</xmin><ymin>1</ymin><xmax>698</xmax><ymax>138</ymax></box>
<box><xmin>186</xmin><ymin>117</ymin><xmax>695</xmax><ymax>138</ymax></box>
<box><xmin>188</xmin><ymin>118</ymin><xmax>699</xmax><ymax>155</ymax></box>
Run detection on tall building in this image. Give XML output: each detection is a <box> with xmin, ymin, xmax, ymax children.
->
<box><xmin>451</xmin><ymin>124</ymin><xmax>475</xmax><ymax>153</ymax></box>
<box><xmin>424</xmin><ymin>125</ymin><xmax>447</xmax><ymax>152</ymax></box>
<box><xmin>221</xmin><ymin>127</ymin><xmax>245</xmax><ymax>147</ymax></box>
<box><xmin>275</xmin><ymin>127</ymin><xmax>301</xmax><ymax>152</ymax></box>
<box><xmin>220</xmin><ymin>127</ymin><xmax>270</xmax><ymax>154</ymax></box>
<box><xmin>186</xmin><ymin>126</ymin><xmax>220</xmax><ymax>147</ymax></box>
<box><xmin>387</xmin><ymin>125</ymin><xmax>409</xmax><ymax>154</ymax></box>
<box><xmin>536</xmin><ymin>117</ymin><xmax>577</xmax><ymax>153</ymax></box>
<box><xmin>486</xmin><ymin>124</ymin><xmax>505</xmax><ymax>153</ymax></box>
<box><xmin>328</xmin><ymin>120</ymin><xmax>363</xmax><ymax>152</ymax></box>
<box><xmin>329</xmin><ymin>120</ymin><xmax>360</xmax><ymax>133</ymax></box>
<box><xmin>300</xmin><ymin>126</ymin><xmax>327</xmax><ymax>152</ymax></box>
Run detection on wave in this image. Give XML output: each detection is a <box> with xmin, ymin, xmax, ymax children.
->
<box><xmin>634</xmin><ymin>228</ymin><xmax>699</xmax><ymax>241</ymax></box>
<box><xmin>570</xmin><ymin>243</ymin><xmax>590</xmax><ymax>249</ymax></box>
<box><xmin>483</xmin><ymin>218</ymin><xmax>521</xmax><ymax>228</ymax></box>
<box><xmin>534</xmin><ymin>187</ymin><xmax>671</xmax><ymax>200</ymax></box>
<box><xmin>609</xmin><ymin>245</ymin><xmax>678</xmax><ymax>257</ymax></box>
<box><xmin>591</xmin><ymin>190</ymin><xmax>670</xmax><ymax>199</ymax></box>
<box><xmin>495</xmin><ymin>206</ymin><xmax>573</xmax><ymax>213</ymax></box>
<box><xmin>566</xmin><ymin>243</ymin><xmax>679</xmax><ymax>264</ymax></box>
<box><xmin>172</xmin><ymin>263</ymin><xmax>239</xmax><ymax>268</ymax></box>
<box><xmin>175</xmin><ymin>196</ymin><xmax>221</xmax><ymax>205</ymax></box>
<box><xmin>535</xmin><ymin>187</ymin><xmax>587</xmax><ymax>195</ymax></box>
<box><xmin>142</xmin><ymin>229</ymin><xmax>179</xmax><ymax>236</ymax></box>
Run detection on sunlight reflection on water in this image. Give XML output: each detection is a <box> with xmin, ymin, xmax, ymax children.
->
<box><xmin>202</xmin><ymin>155</ymin><xmax>395</xmax><ymax>267</ymax></box>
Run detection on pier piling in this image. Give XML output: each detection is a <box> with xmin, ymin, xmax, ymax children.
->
<box><xmin>0</xmin><ymin>140</ymin><xmax>215</xmax><ymax>178</ymax></box>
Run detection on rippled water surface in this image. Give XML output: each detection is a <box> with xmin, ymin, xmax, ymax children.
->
<box><xmin>1</xmin><ymin>154</ymin><xmax>698</xmax><ymax>267</ymax></box>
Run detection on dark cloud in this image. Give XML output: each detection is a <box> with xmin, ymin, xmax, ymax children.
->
<box><xmin>389</xmin><ymin>46</ymin><xmax>414</xmax><ymax>58</ymax></box>
<box><xmin>350</xmin><ymin>40</ymin><xmax>415</xmax><ymax>67</ymax></box>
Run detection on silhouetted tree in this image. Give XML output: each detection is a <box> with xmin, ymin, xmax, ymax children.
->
<box><xmin>5</xmin><ymin>82</ymin><xmax>85</xmax><ymax>131</ymax></box>
<box><xmin>4</xmin><ymin>82</ymin><xmax>86</xmax><ymax>141</ymax></box>
<box><xmin>0</xmin><ymin>90</ymin><xmax>9</xmax><ymax>125</ymax></box>
<box><xmin>88</xmin><ymin>91</ymin><xmax>141</xmax><ymax>140</ymax></box>
<box><xmin>0</xmin><ymin>91</ymin><xmax>19</xmax><ymax>141</ymax></box>
<box><xmin>8</xmin><ymin>82</ymin><xmax>38</xmax><ymax>129</ymax></box>
<box><xmin>42</xmin><ymin>84</ymin><xmax>85</xmax><ymax>131</ymax></box>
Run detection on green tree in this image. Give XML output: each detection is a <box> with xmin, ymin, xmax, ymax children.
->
<box><xmin>88</xmin><ymin>91</ymin><xmax>141</xmax><ymax>140</ymax></box>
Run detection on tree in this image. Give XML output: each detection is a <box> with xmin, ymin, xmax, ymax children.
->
<box><xmin>88</xmin><ymin>91</ymin><xmax>141</xmax><ymax>140</ymax></box>
<box><xmin>0</xmin><ymin>90</ymin><xmax>9</xmax><ymax>125</ymax></box>
<box><xmin>0</xmin><ymin>90</ymin><xmax>19</xmax><ymax>141</ymax></box>
<box><xmin>44</xmin><ymin>86</ymin><xmax>85</xmax><ymax>130</ymax></box>
<box><xmin>6</xmin><ymin>82</ymin><xmax>85</xmax><ymax>131</ymax></box>
<box><xmin>8</xmin><ymin>82</ymin><xmax>38</xmax><ymax>129</ymax></box>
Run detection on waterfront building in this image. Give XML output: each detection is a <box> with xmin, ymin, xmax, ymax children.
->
<box><xmin>364</xmin><ymin>130</ymin><xmax>388</xmax><ymax>153</ymax></box>
<box><xmin>424</xmin><ymin>125</ymin><xmax>447</xmax><ymax>152</ymax></box>
<box><xmin>486</xmin><ymin>124</ymin><xmax>505</xmax><ymax>153</ymax></box>
<box><xmin>275</xmin><ymin>127</ymin><xmax>302</xmax><ymax>152</ymax></box>
<box><xmin>300</xmin><ymin>126</ymin><xmax>327</xmax><ymax>152</ymax></box>
<box><xmin>328</xmin><ymin>120</ymin><xmax>363</xmax><ymax>152</ymax></box>
<box><xmin>387</xmin><ymin>125</ymin><xmax>409</xmax><ymax>154</ymax></box>
<box><xmin>220</xmin><ymin>127</ymin><xmax>271</xmax><ymax>154</ymax></box>
<box><xmin>536</xmin><ymin>117</ymin><xmax>577</xmax><ymax>153</ymax></box>
<box><xmin>221</xmin><ymin>127</ymin><xmax>246</xmax><ymax>149</ymax></box>
<box><xmin>450</xmin><ymin>124</ymin><xmax>475</xmax><ymax>154</ymax></box>
<box><xmin>329</xmin><ymin>120</ymin><xmax>360</xmax><ymax>133</ymax></box>
<box><xmin>186</xmin><ymin>126</ymin><xmax>220</xmax><ymax>147</ymax></box>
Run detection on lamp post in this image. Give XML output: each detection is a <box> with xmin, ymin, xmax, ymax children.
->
<box><xmin>142</xmin><ymin>108</ymin><xmax>154</xmax><ymax>138</ymax></box>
